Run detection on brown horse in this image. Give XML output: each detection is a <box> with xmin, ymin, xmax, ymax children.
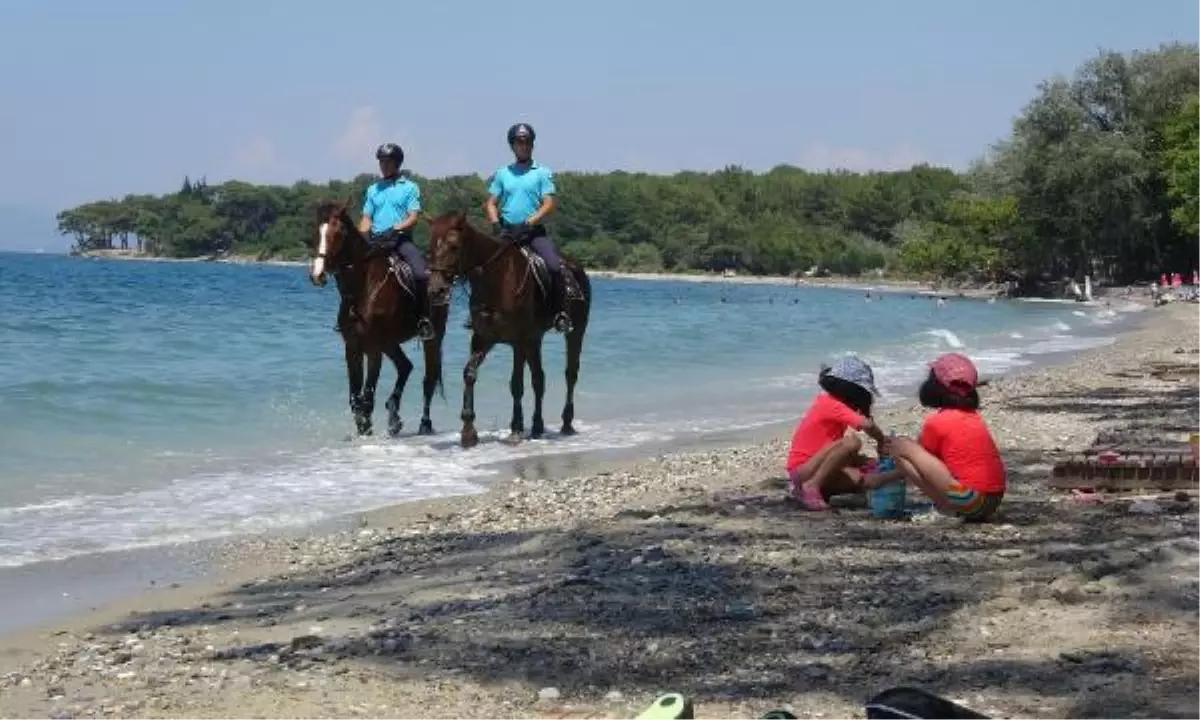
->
<box><xmin>309</xmin><ymin>201</ymin><xmax>446</xmax><ymax>437</ymax></box>
<box><xmin>426</xmin><ymin>211</ymin><xmax>591</xmax><ymax>448</ymax></box>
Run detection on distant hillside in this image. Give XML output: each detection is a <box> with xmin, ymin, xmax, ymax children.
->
<box><xmin>0</xmin><ymin>203</ymin><xmax>62</xmax><ymax>252</ymax></box>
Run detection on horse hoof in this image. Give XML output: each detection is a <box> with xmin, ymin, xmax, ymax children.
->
<box><xmin>560</xmin><ymin>423</ymin><xmax>577</xmax><ymax>436</ymax></box>
<box><xmin>461</xmin><ymin>429</ymin><xmax>479</xmax><ymax>448</ymax></box>
<box><xmin>530</xmin><ymin>424</ymin><xmax>545</xmax><ymax>440</ymax></box>
<box><xmin>502</xmin><ymin>432</ymin><xmax>523</xmax><ymax>446</ymax></box>
<box><xmin>388</xmin><ymin>421</ymin><xmax>403</xmax><ymax>438</ymax></box>
<box><xmin>418</xmin><ymin>420</ymin><xmax>435</xmax><ymax>436</ymax></box>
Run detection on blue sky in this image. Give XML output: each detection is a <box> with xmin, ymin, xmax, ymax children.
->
<box><xmin>0</xmin><ymin>0</ymin><xmax>1196</xmax><ymax>237</ymax></box>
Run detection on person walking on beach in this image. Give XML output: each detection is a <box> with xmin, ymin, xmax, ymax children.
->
<box><xmin>785</xmin><ymin>355</ymin><xmax>890</xmax><ymax>511</ymax></box>
<box><xmin>883</xmin><ymin>353</ymin><xmax>1006</xmax><ymax>522</ymax></box>
<box><xmin>348</xmin><ymin>143</ymin><xmax>435</xmax><ymax>340</ymax></box>
<box><xmin>485</xmin><ymin>122</ymin><xmax>584</xmax><ymax>333</ymax></box>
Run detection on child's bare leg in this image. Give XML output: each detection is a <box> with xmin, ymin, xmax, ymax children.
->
<box><xmin>889</xmin><ymin>438</ymin><xmax>960</xmax><ymax>512</ymax></box>
<box><xmin>790</xmin><ymin>441</ymin><xmax>841</xmax><ymax>487</ymax></box>
<box><xmin>802</xmin><ymin>434</ymin><xmax>862</xmax><ymax>493</ymax></box>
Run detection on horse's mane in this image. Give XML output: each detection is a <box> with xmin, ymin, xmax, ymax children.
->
<box><xmin>428</xmin><ymin>210</ymin><xmax>467</xmax><ymax>238</ymax></box>
<box><xmin>316</xmin><ymin>201</ymin><xmax>355</xmax><ymax>227</ymax></box>
<box><xmin>317</xmin><ymin>201</ymin><xmax>374</xmax><ymax>249</ymax></box>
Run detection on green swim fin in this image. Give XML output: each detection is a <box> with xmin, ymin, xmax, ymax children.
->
<box><xmin>636</xmin><ymin>693</ymin><xmax>694</xmax><ymax>720</ymax></box>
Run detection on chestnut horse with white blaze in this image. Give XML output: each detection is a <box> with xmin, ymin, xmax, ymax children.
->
<box><xmin>310</xmin><ymin>201</ymin><xmax>446</xmax><ymax>437</ymax></box>
<box><xmin>425</xmin><ymin>211</ymin><xmax>591</xmax><ymax>448</ymax></box>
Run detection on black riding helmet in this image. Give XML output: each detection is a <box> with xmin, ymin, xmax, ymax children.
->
<box><xmin>506</xmin><ymin>123</ymin><xmax>536</xmax><ymax>145</ymax></box>
<box><xmin>375</xmin><ymin>143</ymin><xmax>404</xmax><ymax>165</ymax></box>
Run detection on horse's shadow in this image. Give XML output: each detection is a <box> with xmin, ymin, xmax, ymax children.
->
<box><xmin>339</xmin><ymin>426</ymin><xmax>579</xmax><ymax>454</ymax></box>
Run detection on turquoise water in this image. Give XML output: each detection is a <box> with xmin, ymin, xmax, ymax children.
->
<box><xmin>0</xmin><ymin>253</ymin><xmax>1137</xmax><ymax>567</ymax></box>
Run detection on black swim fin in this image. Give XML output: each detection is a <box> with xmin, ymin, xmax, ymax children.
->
<box><xmin>865</xmin><ymin>686</ymin><xmax>989</xmax><ymax>719</ymax></box>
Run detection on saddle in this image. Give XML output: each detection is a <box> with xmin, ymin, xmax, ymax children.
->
<box><xmin>364</xmin><ymin>238</ymin><xmax>418</xmax><ymax>300</ymax></box>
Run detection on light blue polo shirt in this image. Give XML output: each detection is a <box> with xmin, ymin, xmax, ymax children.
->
<box><xmin>362</xmin><ymin>177</ymin><xmax>422</xmax><ymax>235</ymax></box>
<box><xmin>488</xmin><ymin>162</ymin><xmax>556</xmax><ymax>226</ymax></box>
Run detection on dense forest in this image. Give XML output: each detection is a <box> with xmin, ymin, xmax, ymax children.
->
<box><xmin>59</xmin><ymin>44</ymin><xmax>1198</xmax><ymax>286</ymax></box>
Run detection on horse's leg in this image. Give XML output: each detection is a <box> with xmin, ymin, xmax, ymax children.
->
<box><xmin>344</xmin><ymin>338</ymin><xmax>371</xmax><ymax>436</ymax></box>
<box><xmin>527</xmin><ymin>336</ymin><xmax>547</xmax><ymax>439</ymax></box>
<box><xmin>358</xmin><ymin>348</ymin><xmax>383</xmax><ymax>436</ymax></box>
<box><xmin>417</xmin><ymin>333</ymin><xmax>441</xmax><ymax>436</ymax></box>
<box><xmin>561</xmin><ymin>322</ymin><xmax>586</xmax><ymax>436</ymax></box>
<box><xmin>461</xmin><ymin>332</ymin><xmax>494</xmax><ymax>449</ymax></box>
<box><xmin>504</xmin><ymin>344</ymin><xmax>526</xmax><ymax>445</ymax></box>
<box><xmin>382</xmin><ymin>343</ymin><xmax>413</xmax><ymax>438</ymax></box>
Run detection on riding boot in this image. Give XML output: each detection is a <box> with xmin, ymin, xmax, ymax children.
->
<box><xmin>553</xmin><ymin>270</ymin><xmax>582</xmax><ymax>334</ymax></box>
<box><xmin>415</xmin><ymin>280</ymin><xmax>436</xmax><ymax>341</ymax></box>
<box><xmin>560</xmin><ymin>267</ymin><xmax>585</xmax><ymax>304</ymax></box>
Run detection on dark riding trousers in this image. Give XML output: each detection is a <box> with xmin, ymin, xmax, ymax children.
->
<box><xmin>507</xmin><ymin>223</ymin><xmax>563</xmax><ymax>272</ymax></box>
<box><xmin>528</xmin><ymin>234</ymin><xmax>563</xmax><ymax>273</ymax></box>
<box><xmin>396</xmin><ymin>240</ymin><xmax>429</xmax><ymax>280</ymax></box>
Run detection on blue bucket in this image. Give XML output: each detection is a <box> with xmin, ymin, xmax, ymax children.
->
<box><xmin>868</xmin><ymin>457</ymin><xmax>907</xmax><ymax>519</ymax></box>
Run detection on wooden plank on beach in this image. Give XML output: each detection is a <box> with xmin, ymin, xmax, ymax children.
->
<box><xmin>1084</xmin><ymin>444</ymin><xmax>1194</xmax><ymax>456</ymax></box>
<box><xmin>1050</xmin><ymin>451</ymin><xmax>1199</xmax><ymax>491</ymax></box>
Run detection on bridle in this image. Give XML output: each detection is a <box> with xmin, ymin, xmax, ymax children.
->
<box><xmin>316</xmin><ymin>213</ymin><xmax>376</xmax><ymax>305</ymax></box>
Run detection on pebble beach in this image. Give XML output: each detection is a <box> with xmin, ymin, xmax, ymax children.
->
<box><xmin>0</xmin><ymin>302</ymin><xmax>1196</xmax><ymax>719</ymax></box>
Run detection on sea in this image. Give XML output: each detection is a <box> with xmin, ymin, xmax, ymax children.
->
<box><xmin>0</xmin><ymin>252</ymin><xmax>1141</xmax><ymax>570</ymax></box>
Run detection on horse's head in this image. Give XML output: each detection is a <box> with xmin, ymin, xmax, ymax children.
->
<box><xmin>310</xmin><ymin>200</ymin><xmax>360</xmax><ymax>287</ymax></box>
<box><xmin>426</xmin><ymin>211</ymin><xmax>471</xmax><ymax>305</ymax></box>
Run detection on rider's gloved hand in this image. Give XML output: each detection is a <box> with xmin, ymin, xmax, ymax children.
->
<box><xmin>512</xmin><ymin>222</ymin><xmax>534</xmax><ymax>244</ymax></box>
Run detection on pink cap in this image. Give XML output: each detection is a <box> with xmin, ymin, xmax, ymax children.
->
<box><xmin>931</xmin><ymin>353</ymin><xmax>979</xmax><ymax>396</ymax></box>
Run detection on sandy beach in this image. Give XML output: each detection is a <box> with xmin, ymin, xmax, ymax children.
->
<box><xmin>0</xmin><ymin>303</ymin><xmax>1197</xmax><ymax>719</ymax></box>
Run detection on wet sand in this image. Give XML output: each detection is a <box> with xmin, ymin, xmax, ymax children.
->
<box><xmin>0</xmin><ymin>303</ymin><xmax>1196</xmax><ymax>719</ymax></box>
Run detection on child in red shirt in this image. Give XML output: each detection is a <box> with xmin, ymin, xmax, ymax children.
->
<box><xmin>786</xmin><ymin>355</ymin><xmax>889</xmax><ymax>511</ymax></box>
<box><xmin>886</xmin><ymin>353</ymin><xmax>1006</xmax><ymax>521</ymax></box>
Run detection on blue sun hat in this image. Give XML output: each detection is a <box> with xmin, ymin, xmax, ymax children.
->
<box><xmin>825</xmin><ymin>354</ymin><xmax>881</xmax><ymax>396</ymax></box>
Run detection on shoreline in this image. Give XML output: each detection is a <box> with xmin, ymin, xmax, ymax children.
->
<box><xmin>67</xmin><ymin>249</ymin><xmax>1065</xmax><ymax>300</ymax></box>
<box><xmin>0</xmin><ymin>302</ymin><xmax>1143</xmax><ymax>629</ymax></box>
<box><xmin>0</xmin><ymin>304</ymin><xmax>1195</xmax><ymax>718</ymax></box>
<box><xmin>0</xmin><ymin>420</ymin><xmax>788</xmax><ymax>637</ymax></box>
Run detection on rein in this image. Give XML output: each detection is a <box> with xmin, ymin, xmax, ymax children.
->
<box><xmin>325</xmin><ymin>217</ymin><xmax>399</xmax><ymax>313</ymax></box>
<box><xmin>430</xmin><ymin>226</ymin><xmax>517</xmax><ymax>278</ymax></box>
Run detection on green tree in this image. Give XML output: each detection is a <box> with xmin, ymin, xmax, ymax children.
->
<box><xmin>1163</xmin><ymin>93</ymin><xmax>1199</xmax><ymax>237</ymax></box>
<box><xmin>58</xmin><ymin>44</ymin><xmax>1197</xmax><ymax>289</ymax></box>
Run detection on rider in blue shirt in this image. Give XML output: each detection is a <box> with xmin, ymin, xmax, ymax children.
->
<box><xmin>485</xmin><ymin>123</ymin><xmax>584</xmax><ymax>333</ymax></box>
<box><xmin>352</xmin><ymin>143</ymin><xmax>434</xmax><ymax>341</ymax></box>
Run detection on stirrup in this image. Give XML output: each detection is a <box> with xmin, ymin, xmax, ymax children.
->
<box><xmin>553</xmin><ymin>311</ymin><xmax>573</xmax><ymax>334</ymax></box>
<box><xmin>416</xmin><ymin>318</ymin><xmax>435</xmax><ymax>341</ymax></box>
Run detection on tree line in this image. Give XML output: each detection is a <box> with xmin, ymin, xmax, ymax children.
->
<box><xmin>59</xmin><ymin>44</ymin><xmax>1198</xmax><ymax>288</ymax></box>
